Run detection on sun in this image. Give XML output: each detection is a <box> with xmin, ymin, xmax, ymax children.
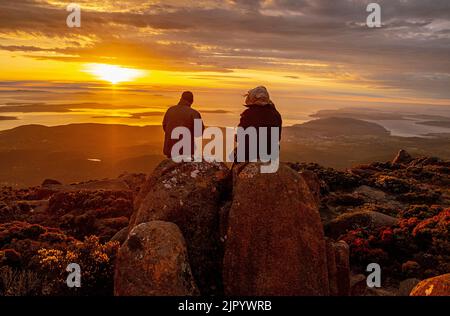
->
<box><xmin>85</xmin><ymin>63</ymin><xmax>145</xmax><ymax>84</ymax></box>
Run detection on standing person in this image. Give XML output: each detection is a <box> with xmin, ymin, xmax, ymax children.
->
<box><xmin>235</xmin><ymin>86</ymin><xmax>282</xmax><ymax>162</ymax></box>
<box><xmin>162</xmin><ymin>91</ymin><xmax>204</xmax><ymax>158</ymax></box>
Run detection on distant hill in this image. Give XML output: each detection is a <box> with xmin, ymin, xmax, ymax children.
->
<box><xmin>416</xmin><ymin>121</ymin><xmax>450</xmax><ymax>128</ymax></box>
<box><xmin>282</xmin><ymin>118</ymin><xmax>450</xmax><ymax>170</ymax></box>
<box><xmin>290</xmin><ymin>117</ymin><xmax>390</xmax><ymax>137</ymax></box>
<box><xmin>310</xmin><ymin>108</ymin><xmax>405</xmax><ymax>121</ymax></box>
<box><xmin>0</xmin><ymin>124</ymin><xmax>165</xmax><ymax>186</ymax></box>
<box><xmin>0</xmin><ymin>123</ymin><xmax>164</xmax><ymax>151</ymax></box>
<box><xmin>1</xmin><ymin>119</ymin><xmax>450</xmax><ymax>186</ymax></box>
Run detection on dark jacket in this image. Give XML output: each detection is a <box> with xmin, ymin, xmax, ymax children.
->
<box><xmin>235</xmin><ymin>104</ymin><xmax>282</xmax><ymax>161</ymax></box>
<box><xmin>163</xmin><ymin>101</ymin><xmax>203</xmax><ymax>158</ymax></box>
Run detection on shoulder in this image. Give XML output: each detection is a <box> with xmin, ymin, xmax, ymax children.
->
<box><xmin>166</xmin><ymin>105</ymin><xmax>177</xmax><ymax>113</ymax></box>
<box><xmin>240</xmin><ymin>107</ymin><xmax>253</xmax><ymax>117</ymax></box>
<box><xmin>270</xmin><ymin>105</ymin><xmax>282</xmax><ymax>120</ymax></box>
<box><xmin>239</xmin><ymin>108</ymin><xmax>253</xmax><ymax>123</ymax></box>
<box><xmin>189</xmin><ymin>107</ymin><xmax>201</xmax><ymax>117</ymax></box>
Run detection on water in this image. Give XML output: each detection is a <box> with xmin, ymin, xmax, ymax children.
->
<box><xmin>1</xmin><ymin>86</ymin><xmax>450</xmax><ymax>138</ymax></box>
<box><xmin>369</xmin><ymin>119</ymin><xmax>450</xmax><ymax>138</ymax></box>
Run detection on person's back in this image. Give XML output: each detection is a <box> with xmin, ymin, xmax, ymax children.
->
<box><xmin>163</xmin><ymin>91</ymin><xmax>203</xmax><ymax>158</ymax></box>
<box><xmin>240</xmin><ymin>105</ymin><xmax>282</xmax><ymax>130</ymax></box>
<box><xmin>236</xmin><ymin>86</ymin><xmax>282</xmax><ymax>161</ymax></box>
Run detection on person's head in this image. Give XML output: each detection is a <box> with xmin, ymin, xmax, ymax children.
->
<box><xmin>180</xmin><ymin>91</ymin><xmax>194</xmax><ymax>106</ymax></box>
<box><xmin>244</xmin><ymin>86</ymin><xmax>273</xmax><ymax>107</ymax></box>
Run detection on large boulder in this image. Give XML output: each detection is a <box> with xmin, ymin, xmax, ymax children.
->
<box><xmin>114</xmin><ymin>221</ymin><xmax>199</xmax><ymax>296</ymax></box>
<box><xmin>410</xmin><ymin>274</ymin><xmax>450</xmax><ymax>296</ymax></box>
<box><xmin>133</xmin><ymin>160</ymin><xmax>176</xmax><ymax>211</ymax></box>
<box><xmin>299</xmin><ymin>170</ymin><xmax>322</xmax><ymax>206</ymax></box>
<box><xmin>129</xmin><ymin>159</ymin><xmax>231</xmax><ymax>295</ymax></box>
<box><xmin>223</xmin><ymin>163</ymin><xmax>329</xmax><ymax>296</ymax></box>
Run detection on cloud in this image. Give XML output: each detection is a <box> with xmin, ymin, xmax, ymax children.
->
<box><xmin>0</xmin><ymin>115</ymin><xmax>18</xmax><ymax>120</ymax></box>
<box><xmin>92</xmin><ymin>109</ymin><xmax>230</xmax><ymax>120</ymax></box>
<box><xmin>130</xmin><ymin>111</ymin><xmax>165</xmax><ymax>119</ymax></box>
<box><xmin>0</xmin><ymin>0</ymin><xmax>449</xmax><ymax>98</ymax></box>
<box><xmin>0</xmin><ymin>44</ymin><xmax>55</xmax><ymax>52</ymax></box>
<box><xmin>199</xmin><ymin>109</ymin><xmax>231</xmax><ymax>114</ymax></box>
<box><xmin>92</xmin><ymin>115</ymin><xmax>138</xmax><ymax>119</ymax></box>
<box><xmin>0</xmin><ymin>102</ymin><xmax>147</xmax><ymax>113</ymax></box>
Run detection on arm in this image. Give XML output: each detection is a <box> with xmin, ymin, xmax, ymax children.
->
<box><xmin>278</xmin><ymin>113</ymin><xmax>283</xmax><ymax>140</ymax></box>
<box><xmin>238</xmin><ymin>109</ymin><xmax>250</xmax><ymax>128</ymax></box>
<box><xmin>162</xmin><ymin>111</ymin><xmax>168</xmax><ymax>132</ymax></box>
<box><xmin>194</xmin><ymin>111</ymin><xmax>205</xmax><ymax>132</ymax></box>
<box><xmin>235</xmin><ymin>110</ymin><xmax>250</xmax><ymax>145</ymax></box>
<box><xmin>199</xmin><ymin>113</ymin><xmax>205</xmax><ymax>133</ymax></box>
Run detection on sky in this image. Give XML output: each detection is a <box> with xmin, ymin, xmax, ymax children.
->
<box><xmin>0</xmin><ymin>0</ymin><xmax>449</xmax><ymax>129</ymax></box>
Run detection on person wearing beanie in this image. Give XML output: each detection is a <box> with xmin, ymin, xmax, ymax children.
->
<box><xmin>162</xmin><ymin>91</ymin><xmax>204</xmax><ymax>158</ymax></box>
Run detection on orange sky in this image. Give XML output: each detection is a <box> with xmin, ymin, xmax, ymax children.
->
<box><xmin>0</xmin><ymin>0</ymin><xmax>449</xmax><ymax>129</ymax></box>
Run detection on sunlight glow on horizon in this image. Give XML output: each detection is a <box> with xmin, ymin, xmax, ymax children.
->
<box><xmin>84</xmin><ymin>63</ymin><xmax>145</xmax><ymax>84</ymax></box>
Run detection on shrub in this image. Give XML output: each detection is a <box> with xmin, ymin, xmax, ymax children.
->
<box><xmin>0</xmin><ymin>266</ymin><xmax>41</xmax><ymax>296</ymax></box>
<box><xmin>288</xmin><ymin>162</ymin><xmax>361</xmax><ymax>192</ymax></box>
<box><xmin>36</xmin><ymin>236</ymin><xmax>119</xmax><ymax>296</ymax></box>
<box><xmin>374</xmin><ymin>175</ymin><xmax>413</xmax><ymax>194</ymax></box>
<box><xmin>400</xmin><ymin>205</ymin><xmax>443</xmax><ymax>220</ymax></box>
<box><xmin>341</xmin><ymin>208</ymin><xmax>450</xmax><ymax>280</ymax></box>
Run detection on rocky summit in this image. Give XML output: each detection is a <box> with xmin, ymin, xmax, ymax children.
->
<box><xmin>0</xmin><ymin>150</ymin><xmax>449</xmax><ymax>296</ymax></box>
<box><xmin>129</xmin><ymin>160</ymin><xmax>230</xmax><ymax>295</ymax></box>
<box><xmin>223</xmin><ymin>163</ymin><xmax>329</xmax><ymax>296</ymax></box>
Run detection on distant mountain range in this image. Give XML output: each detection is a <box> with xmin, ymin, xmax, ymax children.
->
<box><xmin>417</xmin><ymin>121</ymin><xmax>450</xmax><ymax>128</ymax></box>
<box><xmin>1</xmin><ymin>117</ymin><xmax>449</xmax><ymax>186</ymax></box>
<box><xmin>0</xmin><ymin>124</ymin><xmax>165</xmax><ymax>186</ymax></box>
<box><xmin>290</xmin><ymin>117</ymin><xmax>390</xmax><ymax>137</ymax></box>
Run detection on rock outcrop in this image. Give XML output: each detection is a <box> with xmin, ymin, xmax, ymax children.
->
<box><xmin>129</xmin><ymin>159</ymin><xmax>231</xmax><ymax>295</ymax></box>
<box><xmin>41</xmin><ymin>179</ymin><xmax>62</xmax><ymax>186</ymax></box>
<box><xmin>392</xmin><ymin>149</ymin><xmax>413</xmax><ymax>165</ymax></box>
<box><xmin>223</xmin><ymin>163</ymin><xmax>329</xmax><ymax>296</ymax></box>
<box><xmin>326</xmin><ymin>239</ymin><xmax>350</xmax><ymax>296</ymax></box>
<box><xmin>325</xmin><ymin>211</ymin><xmax>398</xmax><ymax>239</ymax></box>
<box><xmin>410</xmin><ymin>274</ymin><xmax>450</xmax><ymax>296</ymax></box>
<box><xmin>398</xmin><ymin>278</ymin><xmax>421</xmax><ymax>296</ymax></box>
<box><xmin>299</xmin><ymin>170</ymin><xmax>322</xmax><ymax>205</ymax></box>
<box><xmin>1</xmin><ymin>151</ymin><xmax>448</xmax><ymax>297</ymax></box>
<box><xmin>114</xmin><ymin>221</ymin><xmax>199</xmax><ymax>296</ymax></box>
<box><xmin>349</xmin><ymin>274</ymin><xmax>367</xmax><ymax>296</ymax></box>
<box><xmin>110</xmin><ymin>227</ymin><xmax>128</xmax><ymax>244</ymax></box>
